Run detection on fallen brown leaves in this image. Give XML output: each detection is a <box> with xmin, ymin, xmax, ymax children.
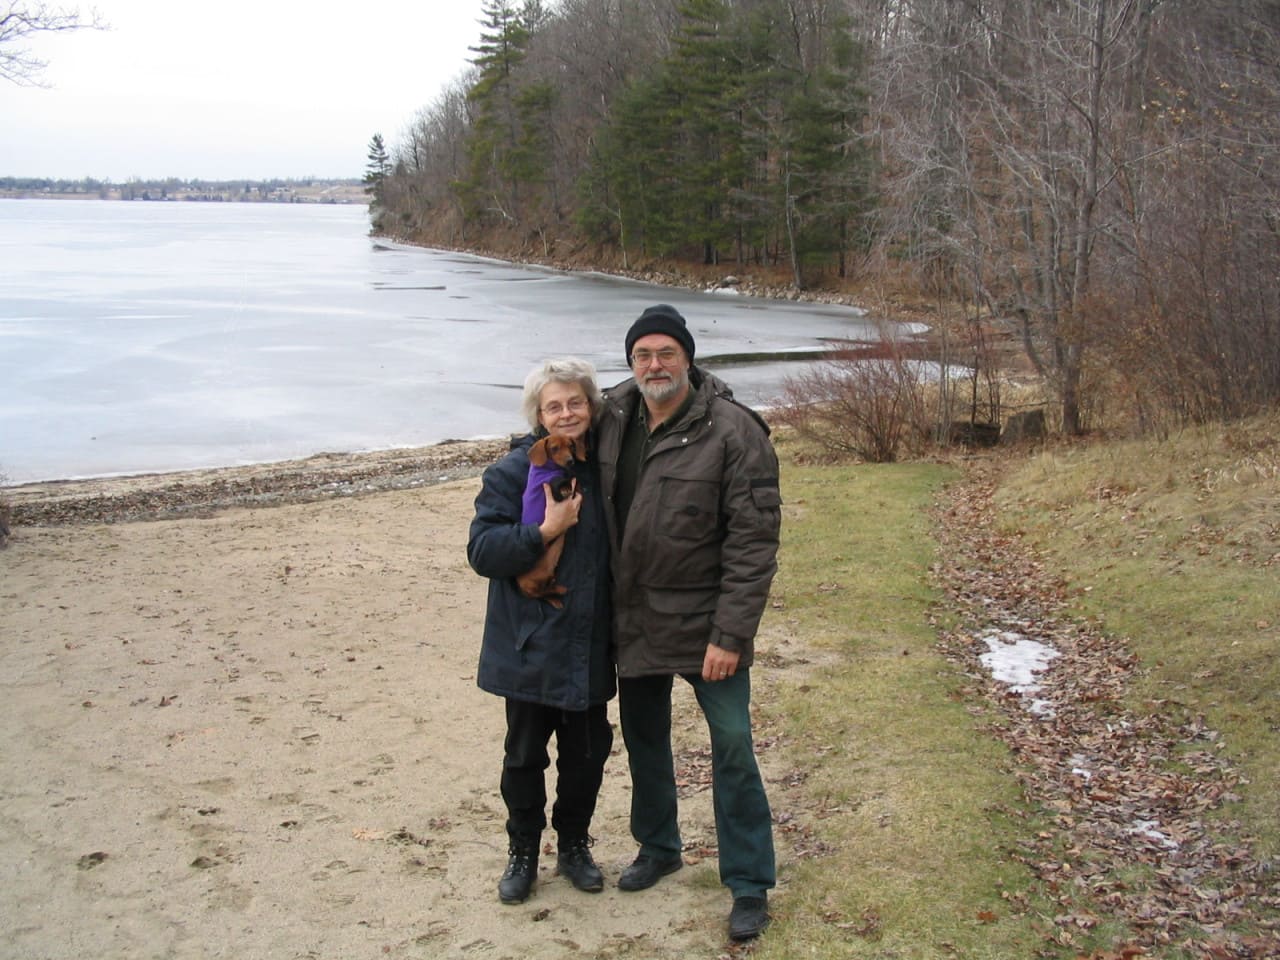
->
<box><xmin>933</xmin><ymin>461</ymin><xmax>1280</xmax><ymax>959</ymax></box>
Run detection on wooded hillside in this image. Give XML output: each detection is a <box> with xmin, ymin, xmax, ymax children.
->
<box><xmin>373</xmin><ymin>0</ymin><xmax>1280</xmax><ymax>437</ymax></box>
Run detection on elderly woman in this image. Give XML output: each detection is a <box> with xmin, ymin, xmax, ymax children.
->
<box><xmin>466</xmin><ymin>357</ymin><xmax>614</xmax><ymax>905</ymax></box>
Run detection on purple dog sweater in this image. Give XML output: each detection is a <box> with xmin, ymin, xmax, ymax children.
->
<box><xmin>522</xmin><ymin>460</ymin><xmax>571</xmax><ymax>524</ymax></box>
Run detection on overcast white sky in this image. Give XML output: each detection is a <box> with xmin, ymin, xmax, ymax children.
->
<box><xmin>0</xmin><ymin>1</ymin><xmax>484</xmax><ymax>181</ymax></box>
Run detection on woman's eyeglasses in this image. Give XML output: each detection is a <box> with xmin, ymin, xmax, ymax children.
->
<box><xmin>540</xmin><ymin>397</ymin><xmax>589</xmax><ymax>418</ymax></box>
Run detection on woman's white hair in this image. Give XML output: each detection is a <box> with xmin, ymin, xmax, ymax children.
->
<box><xmin>521</xmin><ymin>357</ymin><xmax>603</xmax><ymax>431</ymax></box>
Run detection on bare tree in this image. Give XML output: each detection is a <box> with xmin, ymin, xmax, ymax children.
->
<box><xmin>385</xmin><ymin>74</ymin><xmax>478</xmax><ymax>242</ymax></box>
<box><xmin>870</xmin><ymin>0</ymin><xmax>1169</xmax><ymax>435</ymax></box>
<box><xmin>1</xmin><ymin>2</ymin><xmax>105</xmax><ymax>85</ymax></box>
<box><xmin>1101</xmin><ymin>1</ymin><xmax>1280</xmax><ymax>427</ymax></box>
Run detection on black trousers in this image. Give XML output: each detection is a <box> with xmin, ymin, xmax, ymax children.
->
<box><xmin>501</xmin><ymin>698</ymin><xmax>613</xmax><ymax>845</ymax></box>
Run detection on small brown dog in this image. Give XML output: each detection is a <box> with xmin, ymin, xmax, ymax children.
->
<box><xmin>516</xmin><ymin>432</ymin><xmax>587</xmax><ymax>607</ymax></box>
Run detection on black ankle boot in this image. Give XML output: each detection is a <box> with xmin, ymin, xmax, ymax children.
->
<box><xmin>498</xmin><ymin>838</ymin><xmax>539</xmax><ymax>904</ymax></box>
<box><xmin>557</xmin><ymin>835</ymin><xmax>604</xmax><ymax>892</ymax></box>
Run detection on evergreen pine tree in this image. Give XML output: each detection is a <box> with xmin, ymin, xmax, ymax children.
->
<box><xmin>365</xmin><ymin>133</ymin><xmax>392</xmax><ymax>228</ymax></box>
<box><xmin>458</xmin><ymin>0</ymin><xmax>551</xmax><ymax>226</ymax></box>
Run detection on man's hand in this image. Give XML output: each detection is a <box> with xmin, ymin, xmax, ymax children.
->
<box><xmin>702</xmin><ymin>644</ymin><xmax>741</xmax><ymax>682</ymax></box>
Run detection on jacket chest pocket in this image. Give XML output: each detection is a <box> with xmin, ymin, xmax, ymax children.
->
<box><xmin>657</xmin><ymin>478</ymin><xmax>720</xmax><ymax>541</ymax></box>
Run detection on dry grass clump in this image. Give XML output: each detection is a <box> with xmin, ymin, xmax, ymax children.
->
<box><xmin>1001</xmin><ymin>408</ymin><xmax>1280</xmax><ymax>567</ymax></box>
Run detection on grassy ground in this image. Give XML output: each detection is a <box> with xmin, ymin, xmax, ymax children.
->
<box><xmin>751</xmin><ymin>445</ymin><xmax>1059</xmax><ymax>958</ymax></box>
<box><xmin>751</xmin><ymin>411</ymin><xmax>1279</xmax><ymax>958</ymax></box>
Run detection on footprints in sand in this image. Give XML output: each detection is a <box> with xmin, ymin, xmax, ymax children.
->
<box><xmin>192</xmin><ymin>776</ymin><xmax>237</xmax><ymax>796</ymax></box>
<box><xmin>4</xmin><ymin>486</ymin><xmax>733</xmax><ymax>957</ymax></box>
<box><xmin>156</xmin><ymin>797</ymin><xmax>245</xmax><ymax>880</ymax></box>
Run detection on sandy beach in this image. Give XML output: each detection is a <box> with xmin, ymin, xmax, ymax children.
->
<box><xmin>1</xmin><ymin>445</ymin><xmax>799</xmax><ymax>960</ymax></box>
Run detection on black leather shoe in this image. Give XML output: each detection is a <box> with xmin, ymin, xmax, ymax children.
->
<box><xmin>498</xmin><ymin>843</ymin><xmax>539</xmax><ymax>904</ymax></box>
<box><xmin>728</xmin><ymin>894</ymin><xmax>771</xmax><ymax>941</ymax></box>
<box><xmin>617</xmin><ymin>852</ymin><xmax>683</xmax><ymax>892</ymax></box>
<box><xmin>556</xmin><ymin>837</ymin><xmax>604</xmax><ymax>892</ymax></box>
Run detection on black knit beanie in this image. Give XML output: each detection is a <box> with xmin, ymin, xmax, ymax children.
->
<box><xmin>625</xmin><ymin>304</ymin><xmax>696</xmax><ymax>366</ymax></box>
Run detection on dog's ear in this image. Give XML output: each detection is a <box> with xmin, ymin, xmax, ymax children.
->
<box><xmin>571</xmin><ymin>436</ymin><xmax>589</xmax><ymax>461</ymax></box>
<box><xmin>528</xmin><ymin>438</ymin><xmax>550</xmax><ymax>466</ymax></box>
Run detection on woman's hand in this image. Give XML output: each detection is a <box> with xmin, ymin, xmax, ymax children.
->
<box><xmin>539</xmin><ymin>480</ymin><xmax>581</xmax><ymax>543</ymax></box>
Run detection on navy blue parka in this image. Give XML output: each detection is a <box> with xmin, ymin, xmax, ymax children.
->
<box><xmin>467</xmin><ymin>431</ymin><xmax>615</xmax><ymax>711</ymax></box>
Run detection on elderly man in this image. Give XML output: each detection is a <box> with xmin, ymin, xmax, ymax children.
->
<box><xmin>596</xmin><ymin>304</ymin><xmax>782</xmax><ymax>942</ymax></box>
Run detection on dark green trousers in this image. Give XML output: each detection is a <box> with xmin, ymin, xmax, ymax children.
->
<box><xmin>618</xmin><ymin>670</ymin><xmax>776</xmax><ymax>897</ymax></box>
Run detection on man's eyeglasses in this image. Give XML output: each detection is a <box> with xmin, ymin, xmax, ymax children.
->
<box><xmin>540</xmin><ymin>397</ymin><xmax>589</xmax><ymax>418</ymax></box>
<box><xmin>630</xmin><ymin>348</ymin><xmax>682</xmax><ymax>367</ymax></box>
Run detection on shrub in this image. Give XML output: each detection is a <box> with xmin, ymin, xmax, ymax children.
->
<box><xmin>774</xmin><ymin>340</ymin><xmax>931</xmax><ymax>463</ymax></box>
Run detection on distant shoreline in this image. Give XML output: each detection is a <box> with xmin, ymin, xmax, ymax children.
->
<box><xmin>0</xmin><ymin>180</ymin><xmax>366</xmax><ymax>204</ymax></box>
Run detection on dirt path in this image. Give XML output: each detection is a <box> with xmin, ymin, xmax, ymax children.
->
<box><xmin>932</xmin><ymin>462</ymin><xmax>1280</xmax><ymax>959</ymax></box>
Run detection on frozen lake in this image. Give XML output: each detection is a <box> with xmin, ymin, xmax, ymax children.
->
<box><xmin>1</xmin><ymin>199</ymin><xmax>886</xmax><ymax>483</ymax></box>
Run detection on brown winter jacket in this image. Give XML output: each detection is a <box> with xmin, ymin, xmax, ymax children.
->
<box><xmin>597</xmin><ymin>369</ymin><xmax>782</xmax><ymax>678</ymax></box>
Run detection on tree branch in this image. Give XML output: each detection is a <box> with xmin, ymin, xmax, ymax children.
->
<box><xmin>0</xmin><ymin>2</ymin><xmax>107</xmax><ymax>86</ymax></box>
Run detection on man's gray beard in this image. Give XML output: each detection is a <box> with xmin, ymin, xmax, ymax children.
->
<box><xmin>638</xmin><ymin>369</ymin><xmax>688</xmax><ymax>404</ymax></box>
